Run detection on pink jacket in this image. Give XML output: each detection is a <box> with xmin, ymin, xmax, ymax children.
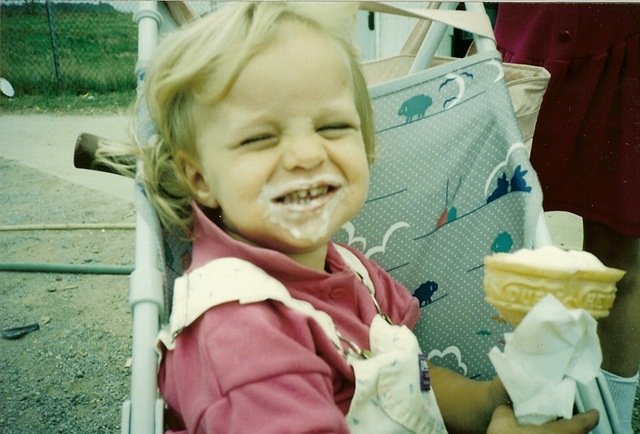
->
<box><xmin>159</xmin><ymin>206</ymin><xmax>421</xmax><ymax>433</ymax></box>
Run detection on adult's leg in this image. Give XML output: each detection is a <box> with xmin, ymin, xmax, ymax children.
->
<box><xmin>583</xmin><ymin>219</ymin><xmax>640</xmax><ymax>377</ymax></box>
<box><xmin>583</xmin><ymin>219</ymin><xmax>639</xmax><ymax>432</ymax></box>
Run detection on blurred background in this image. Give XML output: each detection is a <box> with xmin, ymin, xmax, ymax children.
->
<box><xmin>0</xmin><ymin>1</ymin><xmax>495</xmax><ymax>113</ymax></box>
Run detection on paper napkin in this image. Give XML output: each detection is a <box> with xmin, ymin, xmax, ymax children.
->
<box><xmin>489</xmin><ymin>294</ymin><xmax>602</xmax><ymax>425</ymax></box>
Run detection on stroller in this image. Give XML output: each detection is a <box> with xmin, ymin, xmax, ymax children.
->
<box><xmin>74</xmin><ymin>2</ymin><xmax>622</xmax><ymax>433</ymax></box>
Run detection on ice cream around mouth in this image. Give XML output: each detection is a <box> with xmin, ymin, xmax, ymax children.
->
<box><xmin>259</xmin><ymin>175</ymin><xmax>348</xmax><ymax>242</ymax></box>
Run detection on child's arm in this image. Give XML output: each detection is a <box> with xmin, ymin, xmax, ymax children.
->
<box><xmin>160</xmin><ymin>302</ymin><xmax>353</xmax><ymax>433</ymax></box>
<box><xmin>487</xmin><ymin>405</ymin><xmax>599</xmax><ymax>434</ymax></box>
<box><xmin>429</xmin><ymin>365</ymin><xmax>599</xmax><ymax>434</ymax></box>
<box><xmin>429</xmin><ymin>365</ymin><xmax>506</xmax><ymax>432</ymax></box>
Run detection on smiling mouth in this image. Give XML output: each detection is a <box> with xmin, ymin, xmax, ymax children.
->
<box><xmin>274</xmin><ymin>185</ymin><xmax>338</xmax><ymax>205</ymax></box>
<box><xmin>260</xmin><ymin>176</ymin><xmax>348</xmax><ymax>241</ymax></box>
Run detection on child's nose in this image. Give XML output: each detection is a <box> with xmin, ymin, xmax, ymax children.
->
<box><xmin>281</xmin><ymin>135</ymin><xmax>327</xmax><ymax>171</ymax></box>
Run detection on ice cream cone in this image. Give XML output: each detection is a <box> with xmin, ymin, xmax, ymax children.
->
<box><xmin>483</xmin><ymin>246</ymin><xmax>625</xmax><ymax>327</ymax></box>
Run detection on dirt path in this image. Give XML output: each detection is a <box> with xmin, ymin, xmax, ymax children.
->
<box><xmin>1</xmin><ymin>115</ymin><xmax>134</xmax><ymax>433</ymax></box>
<box><xmin>0</xmin><ymin>114</ymin><xmax>133</xmax><ymax>202</ymax></box>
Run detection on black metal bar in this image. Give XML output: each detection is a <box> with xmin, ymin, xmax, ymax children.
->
<box><xmin>46</xmin><ymin>1</ymin><xmax>63</xmax><ymax>89</ymax></box>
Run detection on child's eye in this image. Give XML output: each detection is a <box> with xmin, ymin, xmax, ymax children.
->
<box><xmin>317</xmin><ymin>124</ymin><xmax>354</xmax><ymax>138</ymax></box>
<box><xmin>318</xmin><ymin>124</ymin><xmax>351</xmax><ymax>132</ymax></box>
<box><xmin>240</xmin><ymin>134</ymin><xmax>276</xmax><ymax>146</ymax></box>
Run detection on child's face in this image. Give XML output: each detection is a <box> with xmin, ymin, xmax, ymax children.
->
<box><xmin>183</xmin><ymin>22</ymin><xmax>369</xmax><ymax>269</ymax></box>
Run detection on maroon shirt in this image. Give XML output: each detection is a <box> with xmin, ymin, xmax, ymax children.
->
<box><xmin>495</xmin><ymin>4</ymin><xmax>640</xmax><ymax>236</ymax></box>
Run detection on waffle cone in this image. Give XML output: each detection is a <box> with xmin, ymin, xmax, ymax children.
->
<box><xmin>483</xmin><ymin>247</ymin><xmax>625</xmax><ymax>327</ymax></box>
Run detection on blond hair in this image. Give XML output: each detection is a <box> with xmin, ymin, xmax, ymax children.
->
<box><xmin>132</xmin><ymin>2</ymin><xmax>376</xmax><ymax>237</ymax></box>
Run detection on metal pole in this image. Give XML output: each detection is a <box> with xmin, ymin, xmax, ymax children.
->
<box><xmin>45</xmin><ymin>0</ymin><xmax>63</xmax><ymax>89</ymax></box>
<box><xmin>409</xmin><ymin>2</ymin><xmax>459</xmax><ymax>74</ymax></box>
<box><xmin>0</xmin><ymin>262</ymin><xmax>133</xmax><ymax>274</ymax></box>
<box><xmin>126</xmin><ymin>181</ymin><xmax>165</xmax><ymax>434</ymax></box>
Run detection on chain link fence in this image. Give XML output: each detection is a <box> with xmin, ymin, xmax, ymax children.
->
<box><xmin>1</xmin><ymin>1</ymin><xmax>138</xmax><ymax>95</ymax></box>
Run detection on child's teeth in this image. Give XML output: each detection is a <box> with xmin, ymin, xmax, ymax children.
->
<box><xmin>275</xmin><ymin>186</ymin><xmax>331</xmax><ymax>204</ymax></box>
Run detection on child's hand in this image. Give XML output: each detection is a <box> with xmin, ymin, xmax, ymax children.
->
<box><xmin>487</xmin><ymin>405</ymin><xmax>599</xmax><ymax>434</ymax></box>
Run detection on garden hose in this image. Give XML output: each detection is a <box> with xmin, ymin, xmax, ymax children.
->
<box><xmin>0</xmin><ymin>223</ymin><xmax>135</xmax><ymax>231</ymax></box>
<box><xmin>0</xmin><ymin>222</ymin><xmax>135</xmax><ymax>274</ymax></box>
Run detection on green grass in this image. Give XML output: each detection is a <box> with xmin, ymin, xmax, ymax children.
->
<box><xmin>0</xmin><ymin>90</ymin><xmax>136</xmax><ymax>114</ymax></box>
<box><xmin>0</xmin><ymin>5</ymin><xmax>137</xmax><ymax>98</ymax></box>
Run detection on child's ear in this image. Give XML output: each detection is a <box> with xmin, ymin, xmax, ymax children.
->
<box><xmin>176</xmin><ymin>150</ymin><xmax>219</xmax><ymax>209</ymax></box>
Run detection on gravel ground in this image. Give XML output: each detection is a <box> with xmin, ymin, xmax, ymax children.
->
<box><xmin>0</xmin><ymin>114</ymin><xmax>638</xmax><ymax>433</ymax></box>
<box><xmin>0</xmin><ymin>158</ymin><xmax>135</xmax><ymax>433</ymax></box>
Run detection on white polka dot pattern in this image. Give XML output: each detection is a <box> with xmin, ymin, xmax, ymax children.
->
<box><xmin>334</xmin><ymin>51</ymin><xmax>543</xmax><ymax>380</ymax></box>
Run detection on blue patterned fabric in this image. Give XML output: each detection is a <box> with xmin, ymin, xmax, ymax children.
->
<box><xmin>333</xmin><ymin>50</ymin><xmax>543</xmax><ymax>380</ymax></box>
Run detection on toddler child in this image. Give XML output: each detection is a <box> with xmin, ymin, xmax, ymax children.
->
<box><xmin>121</xmin><ymin>3</ymin><xmax>599</xmax><ymax>433</ymax></box>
